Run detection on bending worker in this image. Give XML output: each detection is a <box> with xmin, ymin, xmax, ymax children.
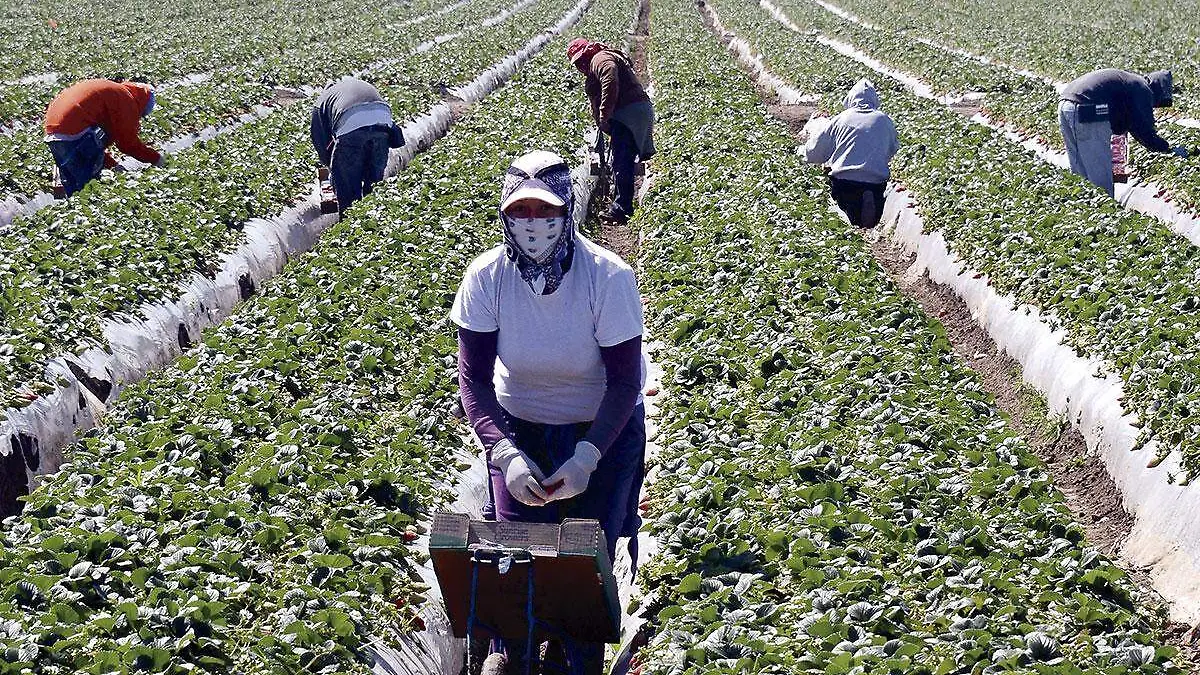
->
<box><xmin>567</xmin><ymin>38</ymin><xmax>655</xmax><ymax>225</ymax></box>
<box><xmin>1059</xmin><ymin>68</ymin><xmax>1183</xmax><ymax>196</ymax></box>
<box><xmin>44</xmin><ymin>79</ymin><xmax>162</xmax><ymax>197</ymax></box>
<box><xmin>804</xmin><ymin>78</ymin><xmax>899</xmax><ymax>228</ymax></box>
<box><xmin>451</xmin><ymin>150</ymin><xmax>646</xmax><ymax>673</ymax></box>
<box><xmin>310</xmin><ymin>77</ymin><xmax>405</xmax><ymax>213</ymax></box>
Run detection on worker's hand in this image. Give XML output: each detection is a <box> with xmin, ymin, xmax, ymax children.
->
<box><xmin>110</xmin><ymin>164</ymin><xmax>127</xmax><ymax>174</ymax></box>
<box><xmin>1172</xmin><ymin>145</ymin><xmax>1189</xmax><ymax>158</ymax></box>
<box><xmin>154</xmin><ymin>156</ymin><xmax>167</xmax><ymax>168</ymax></box>
<box><xmin>543</xmin><ymin>441</ymin><xmax>601</xmax><ymax>502</ymax></box>
<box><xmin>491</xmin><ymin>439</ymin><xmax>550</xmax><ymax>506</ymax></box>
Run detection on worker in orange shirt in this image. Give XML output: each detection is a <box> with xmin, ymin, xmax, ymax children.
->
<box><xmin>44</xmin><ymin>79</ymin><xmax>164</xmax><ymax>196</ymax></box>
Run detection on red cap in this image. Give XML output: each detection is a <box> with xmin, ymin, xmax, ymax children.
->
<box><xmin>566</xmin><ymin>38</ymin><xmax>591</xmax><ymax>63</ymax></box>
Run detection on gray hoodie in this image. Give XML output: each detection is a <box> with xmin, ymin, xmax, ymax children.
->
<box><xmin>805</xmin><ymin>79</ymin><xmax>900</xmax><ymax>184</ymax></box>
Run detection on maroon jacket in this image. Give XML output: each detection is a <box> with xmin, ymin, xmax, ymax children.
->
<box><xmin>584</xmin><ymin>50</ymin><xmax>650</xmax><ymax>131</ymax></box>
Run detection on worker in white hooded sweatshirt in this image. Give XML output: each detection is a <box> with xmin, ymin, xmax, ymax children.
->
<box><xmin>803</xmin><ymin>78</ymin><xmax>900</xmax><ymax>228</ymax></box>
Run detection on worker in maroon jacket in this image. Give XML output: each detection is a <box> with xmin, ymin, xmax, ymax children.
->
<box><xmin>567</xmin><ymin>38</ymin><xmax>655</xmax><ymax>225</ymax></box>
<box><xmin>44</xmin><ymin>79</ymin><xmax>163</xmax><ymax>196</ymax></box>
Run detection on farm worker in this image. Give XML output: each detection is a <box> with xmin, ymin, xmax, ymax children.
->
<box><xmin>309</xmin><ymin>77</ymin><xmax>405</xmax><ymax>214</ymax></box>
<box><xmin>43</xmin><ymin>79</ymin><xmax>162</xmax><ymax>196</ymax></box>
<box><xmin>567</xmin><ymin>38</ymin><xmax>655</xmax><ymax>225</ymax></box>
<box><xmin>1058</xmin><ymin>68</ymin><xmax>1182</xmax><ymax>197</ymax></box>
<box><xmin>451</xmin><ymin>150</ymin><xmax>646</xmax><ymax>673</ymax></box>
<box><xmin>803</xmin><ymin>78</ymin><xmax>900</xmax><ymax>228</ymax></box>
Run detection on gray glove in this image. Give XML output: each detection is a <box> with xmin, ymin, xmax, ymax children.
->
<box><xmin>491</xmin><ymin>439</ymin><xmax>549</xmax><ymax>506</ymax></box>
<box><xmin>1172</xmin><ymin>145</ymin><xmax>1189</xmax><ymax>158</ymax></box>
<box><xmin>543</xmin><ymin>441</ymin><xmax>601</xmax><ymax>502</ymax></box>
<box><xmin>154</xmin><ymin>156</ymin><xmax>167</xmax><ymax>168</ymax></box>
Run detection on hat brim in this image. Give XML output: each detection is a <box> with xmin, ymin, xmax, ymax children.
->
<box><xmin>568</xmin><ymin>49</ymin><xmax>589</xmax><ymax>64</ymax></box>
<box><xmin>501</xmin><ymin>185</ymin><xmax>566</xmax><ymax>211</ymax></box>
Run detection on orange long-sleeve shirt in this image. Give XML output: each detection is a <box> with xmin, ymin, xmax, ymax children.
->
<box><xmin>45</xmin><ymin>79</ymin><xmax>161</xmax><ymax>166</ymax></box>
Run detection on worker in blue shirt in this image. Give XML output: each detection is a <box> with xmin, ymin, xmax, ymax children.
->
<box><xmin>1058</xmin><ymin>69</ymin><xmax>1184</xmax><ymax>196</ymax></box>
<box><xmin>310</xmin><ymin>78</ymin><xmax>405</xmax><ymax>213</ymax></box>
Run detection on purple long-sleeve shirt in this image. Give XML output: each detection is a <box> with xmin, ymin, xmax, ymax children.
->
<box><xmin>457</xmin><ymin>327</ymin><xmax>641</xmax><ymax>456</ymax></box>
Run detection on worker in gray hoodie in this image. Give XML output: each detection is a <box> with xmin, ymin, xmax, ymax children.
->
<box><xmin>804</xmin><ymin>78</ymin><xmax>899</xmax><ymax>228</ymax></box>
<box><xmin>1058</xmin><ymin>68</ymin><xmax>1182</xmax><ymax>197</ymax></box>
<box><xmin>310</xmin><ymin>77</ymin><xmax>405</xmax><ymax>213</ymax></box>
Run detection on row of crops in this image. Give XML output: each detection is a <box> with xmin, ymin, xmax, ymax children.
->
<box><xmin>0</xmin><ymin>0</ymin><xmax>475</xmax><ymax>198</ymax></box>
<box><xmin>0</xmin><ymin>0</ymin><xmax>642</xmax><ymax>668</ymax></box>
<box><xmin>1</xmin><ymin>0</ymin><xmax>1198</xmax><ymax>670</ymax></box>
<box><xmin>0</xmin><ymin>0</ymin><xmax>441</xmax><ymax>86</ymax></box>
<box><xmin>628</xmin><ymin>0</ymin><xmax>1186</xmax><ymax>671</ymax></box>
<box><xmin>811</xmin><ymin>0</ymin><xmax>1200</xmax><ymax>121</ymax></box>
<box><xmin>0</xmin><ymin>0</ymin><xmax>487</xmax><ymax>125</ymax></box>
<box><xmin>695</xmin><ymin>0</ymin><xmax>1200</xmax><ymax>487</ymax></box>
<box><xmin>757</xmin><ymin>0</ymin><xmax>1200</xmax><ymax>222</ymax></box>
<box><xmin>0</xmin><ymin>0</ymin><xmax>578</xmax><ymax>421</ymax></box>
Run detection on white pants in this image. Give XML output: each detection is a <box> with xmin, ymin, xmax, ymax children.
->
<box><xmin>1058</xmin><ymin>100</ymin><xmax>1114</xmax><ymax>197</ymax></box>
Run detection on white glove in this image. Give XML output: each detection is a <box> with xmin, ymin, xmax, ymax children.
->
<box><xmin>1172</xmin><ymin>145</ymin><xmax>1189</xmax><ymax>158</ymax></box>
<box><xmin>543</xmin><ymin>441</ymin><xmax>601</xmax><ymax>502</ymax></box>
<box><xmin>491</xmin><ymin>439</ymin><xmax>549</xmax><ymax>506</ymax></box>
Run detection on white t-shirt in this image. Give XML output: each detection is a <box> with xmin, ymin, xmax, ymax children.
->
<box><xmin>450</xmin><ymin>234</ymin><xmax>644</xmax><ymax>425</ymax></box>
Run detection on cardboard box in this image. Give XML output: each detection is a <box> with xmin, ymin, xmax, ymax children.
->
<box><xmin>430</xmin><ymin>513</ymin><xmax>621</xmax><ymax>643</ymax></box>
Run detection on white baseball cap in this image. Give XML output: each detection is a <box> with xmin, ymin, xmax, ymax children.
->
<box><xmin>500</xmin><ymin>150</ymin><xmax>569</xmax><ymax>211</ymax></box>
<box><xmin>501</xmin><ymin>179</ymin><xmax>566</xmax><ymax>210</ymax></box>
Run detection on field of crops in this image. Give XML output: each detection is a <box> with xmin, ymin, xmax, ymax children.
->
<box><xmin>2</xmin><ymin>0</ymin><xmax>1200</xmax><ymax>671</ymax></box>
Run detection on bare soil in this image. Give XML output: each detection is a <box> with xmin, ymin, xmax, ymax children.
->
<box><xmin>630</xmin><ymin>0</ymin><xmax>651</xmax><ymax>80</ymax></box>
<box><xmin>948</xmin><ymin>100</ymin><xmax>983</xmax><ymax>118</ymax></box>
<box><xmin>767</xmin><ymin>102</ymin><xmax>817</xmax><ymax>134</ymax></box>
<box><xmin>270</xmin><ymin>87</ymin><xmax>309</xmax><ymax>107</ymax></box>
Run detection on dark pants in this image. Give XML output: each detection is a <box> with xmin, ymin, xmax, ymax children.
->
<box><xmin>609</xmin><ymin>121</ymin><xmax>638</xmax><ymax>221</ymax></box>
<box><xmin>829</xmin><ymin>176</ymin><xmax>887</xmax><ymax>228</ymax></box>
<box><xmin>330</xmin><ymin>126</ymin><xmax>390</xmax><ymax>213</ymax></box>
<box><xmin>47</xmin><ymin>128</ymin><xmax>108</xmax><ymax>196</ymax></box>
<box><xmin>484</xmin><ymin>404</ymin><xmax>647</xmax><ymax>674</ymax></box>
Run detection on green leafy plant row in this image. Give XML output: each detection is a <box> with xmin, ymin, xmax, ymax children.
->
<box><xmin>0</xmin><ymin>0</ymin><xmax>636</xmax><ymax>668</ymax></box>
<box><xmin>0</xmin><ymin>0</ymin><xmax>578</xmax><ymax>419</ymax></box>
<box><xmin>0</xmin><ymin>0</ymin><xmax>436</xmax><ymax>95</ymax></box>
<box><xmin>787</xmin><ymin>0</ymin><xmax>1200</xmax><ymax>118</ymax></box>
<box><xmin>0</xmin><ymin>0</ymin><xmax>513</xmax><ymax>200</ymax></box>
<box><xmin>704</xmin><ymin>0</ymin><xmax>1200</xmax><ymax>481</ymax></box>
<box><xmin>631</xmin><ymin>0</ymin><xmax>1182</xmax><ymax>672</ymax></box>
<box><xmin>760</xmin><ymin>0</ymin><xmax>1200</xmax><ymax>221</ymax></box>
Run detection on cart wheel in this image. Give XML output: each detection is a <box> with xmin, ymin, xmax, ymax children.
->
<box><xmin>480</xmin><ymin>653</ymin><xmax>509</xmax><ymax>675</ymax></box>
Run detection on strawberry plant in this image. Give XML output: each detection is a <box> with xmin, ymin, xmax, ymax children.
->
<box><xmin>631</xmin><ymin>0</ymin><xmax>1183</xmax><ymax>671</ymax></box>
<box><xmin>0</xmin><ymin>0</ymin><xmax>581</xmax><ymax>425</ymax></box>
<box><xmin>0</xmin><ymin>0</ymin><xmax>634</xmax><ymax>668</ymax></box>
<box><xmin>698</xmin><ymin>0</ymin><xmax>1200</xmax><ymax>479</ymax></box>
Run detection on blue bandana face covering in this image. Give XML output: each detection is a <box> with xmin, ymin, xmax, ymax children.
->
<box><xmin>508</xmin><ymin>215</ymin><xmax>567</xmax><ymax>263</ymax></box>
<box><xmin>499</xmin><ymin>151</ymin><xmax>576</xmax><ymax>295</ymax></box>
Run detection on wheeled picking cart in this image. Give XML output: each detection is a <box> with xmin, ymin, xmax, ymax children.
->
<box><xmin>429</xmin><ymin>513</ymin><xmax>621</xmax><ymax>675</ymax></box>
